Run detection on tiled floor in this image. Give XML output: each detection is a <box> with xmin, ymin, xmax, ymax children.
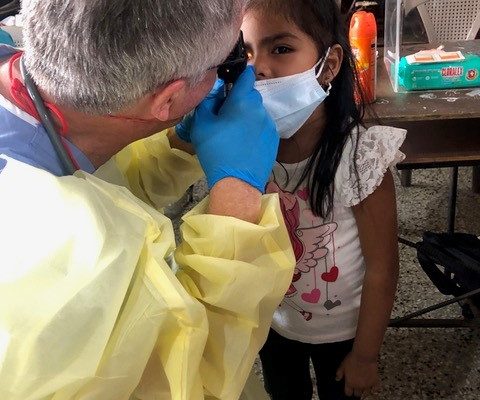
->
<box><xmin>169</xmin><ymin>167</ymin><xmax>480</xmax><ymax>400</ymax></box>
<box><xmin>375</xmin><ymin>168</ymin><xmax>480</xmax><ymax>400</ymax></box>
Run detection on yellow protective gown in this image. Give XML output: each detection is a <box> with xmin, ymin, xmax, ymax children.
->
<box><xmin>0</xmin><ymin>131</ymin><xmax>295</xmax><ymax>400</ymax></box>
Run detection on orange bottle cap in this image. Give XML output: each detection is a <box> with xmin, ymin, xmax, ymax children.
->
<box><xmin>349</xmin><ymin>11</ymin><xmax>377</xmax><ymax>38</ymax></box>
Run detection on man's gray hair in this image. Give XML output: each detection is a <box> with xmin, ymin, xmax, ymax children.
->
<box><xmin>22</xmin><ymin>0</ymin><xmax>243</xmax><ymax>114</ymax></box>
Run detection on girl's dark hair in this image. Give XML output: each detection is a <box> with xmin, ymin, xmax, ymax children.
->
<box><xmin>246</xmin><ymin>0</ymin><xmax>365</xmax><ymax>218</ymax></box>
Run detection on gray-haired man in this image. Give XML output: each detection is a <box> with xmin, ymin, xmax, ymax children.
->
<box><xmin>0</xmin><ymin>1</ymin><xmax>294</xmax><ymax>399</ymax></box>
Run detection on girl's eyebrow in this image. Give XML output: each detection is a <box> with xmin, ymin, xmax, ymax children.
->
<box><xmin>260</xmin><ymin>32</ymin><xmax>299</xmax><ymax>46</ymax></box>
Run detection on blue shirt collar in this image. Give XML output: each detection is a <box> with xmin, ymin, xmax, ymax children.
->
<box><xmin>0</xmin><ymin>44</ymin><xmax>95</xmax><ymax>175</ymax></box>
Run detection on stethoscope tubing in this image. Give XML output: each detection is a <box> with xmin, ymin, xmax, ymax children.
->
<box><xmin>20</xmin><ymin>57</ymin><xmax>76</xmax><ymax>175</ymax></box>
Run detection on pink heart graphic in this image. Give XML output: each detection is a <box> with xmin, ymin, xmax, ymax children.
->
<box><xmin>321</xmin><ymin>266</ymin><xmax>339</xmax><ymax>283</ymax></box>
<box><xmin>297</xmin><ymin>187</ymin><xmax>309</xmax><ymax>201</ymax></box>
<box><xmin>301</xmin><ymin>288</ymin><xmax>321</xmax><ymax>303</ymax></box>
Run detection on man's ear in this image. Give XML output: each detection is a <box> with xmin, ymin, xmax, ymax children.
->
<box><xmin>321</xmin><ymin>44</ymin><xmax>343</xmax><ymax>85</ymax></box>
<box><xmin>150</xmin><ymin>79</ymin><xmax>187</xmax><ymax>121</ymax></box>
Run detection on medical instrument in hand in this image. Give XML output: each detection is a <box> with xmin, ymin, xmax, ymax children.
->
<box><xmin>20</xmin><ymin>57</ymin><xmax>76</xmax><ymax>175</ymax></box>
<box><xmin>217</xmin><ymin>31</ymin><xmax>247</xmax><ymax>95</ymax></box>
<box><xmin>189</xmin><ymin>67</ymin><xmax>279</xmax><ymax>193</ymax></box>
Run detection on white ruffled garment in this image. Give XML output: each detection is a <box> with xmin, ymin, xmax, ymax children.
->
<box><xmin>266</xmin><ymin>125</ymin><xmax>406</xmax><ymax>343</ymax></box>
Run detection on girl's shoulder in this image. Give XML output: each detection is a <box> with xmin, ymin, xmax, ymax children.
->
<box><xmin>334</xmin><ymin>125</ymin><xmax>407</xmax><ymax>208</ymax></box>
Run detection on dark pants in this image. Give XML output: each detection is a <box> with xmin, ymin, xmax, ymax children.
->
<box><xmin>259</xmin><ymin>329</ymin><xmax>359</xmax><ymax>400</ymax></box>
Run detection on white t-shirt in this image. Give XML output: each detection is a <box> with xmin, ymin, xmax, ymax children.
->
<box><xmin>267</xmin><ymin>126</ymin><xmax>406</xmax><ymax>344</ymax></box>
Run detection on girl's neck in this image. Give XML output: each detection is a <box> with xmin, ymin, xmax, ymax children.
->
<box><xmin>277</xmin><ymin>105</ymin><xmax>327</xmax><ymax>164</ymax></box>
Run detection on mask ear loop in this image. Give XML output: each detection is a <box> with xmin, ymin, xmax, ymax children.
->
<box><xmin>325</xmin><ymin>82</ymin><xmax>333</xmax><ymax>95</ymax></box>
<box><xmin>315</xmin><ymin>47</ymin><xmax>332</xmax><ymax>79</ymax></box>
<box><xmin>315</xmin><ymin>47</ymin><xmax>333</xmax><ymax>93</ymax></box>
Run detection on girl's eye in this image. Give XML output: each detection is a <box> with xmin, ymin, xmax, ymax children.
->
<box><xmin>272</xmin><ymin>46</ymin><xmax>292</xmax><ymax>55</ymax></box>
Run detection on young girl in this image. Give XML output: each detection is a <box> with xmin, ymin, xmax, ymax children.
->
<box><xmin>242</xmin><ymin>1</ymin><xmax>406</xmax><ymax>399</ymax></box>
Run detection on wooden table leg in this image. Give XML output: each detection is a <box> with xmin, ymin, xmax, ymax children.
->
<box><xmin>473</xmin><ymin>166</ymin><xmax>480</xmax><ymax>194</ymax></box>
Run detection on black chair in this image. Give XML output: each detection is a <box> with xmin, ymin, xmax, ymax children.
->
<box><xmin>390</xmin><ymin>233</ymin><xmax>480</xmax><ymax>328</ymax></box>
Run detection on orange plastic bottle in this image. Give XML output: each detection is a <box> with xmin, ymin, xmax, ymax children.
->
<box><xmin>349</xmin><ymin>10</ymin><xmax>377</xmax><ymax>103</ymax></box>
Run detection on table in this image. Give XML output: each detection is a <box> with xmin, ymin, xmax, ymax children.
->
<box><xmin>367</xmin><ymin>40</ymin><xmax>480</xmax><ymax>205</ymax></box>
<box><xmin>370</xmin><ymin>42</ymin><xmax>480</xmax><ymax>328</ymax></box>
<box><xmin>371</xmin><ymin>41</ymin><xmax>480</xmax><ymax>122</ymax></box>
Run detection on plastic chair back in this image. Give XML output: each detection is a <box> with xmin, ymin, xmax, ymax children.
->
<box><xmin>405</xmin><ymin>0</ymin><xmax>480</xmax><ymax>42</ymax></box>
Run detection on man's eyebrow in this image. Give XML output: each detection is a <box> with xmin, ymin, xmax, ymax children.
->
<box><xmin>259</xmin><ymin>32</ymin><xmax>299</xmax><ymax>46</ymax></box>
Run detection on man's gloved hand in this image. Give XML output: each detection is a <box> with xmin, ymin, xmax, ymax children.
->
<box><xmin>189</xmin><ymin>66</ymin><xmax>279</xmax><ymax>193</ymax></box>
<box><xmin>174</xmin><ymin>114</ymin><xmax>192</xmax><ymax>143</ymax></box>
<box><xmin>175</xmin><ymin>79</ymin><xmax>224</xmax><ymax>143</ymax></box>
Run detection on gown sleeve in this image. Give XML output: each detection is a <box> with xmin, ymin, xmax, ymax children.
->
<box><xmin>0</xmin><ymin>155</ymin><xmax>294</xmax><ymax>400</ymax></box>
<box><xmin>94</xmin><ymin>129</ymin><xmax>204</xmax><ymax>210</ymax></box>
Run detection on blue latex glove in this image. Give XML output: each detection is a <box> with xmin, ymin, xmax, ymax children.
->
<box><xmin>0</xmin><ymin>29</ymin><xmax>15</xmax><ymax>46</ymax></box>
<box><xmin>175</xmin><ymin>112</ymin><xmax>193</xmax><ymax>143</ymax></box>
<box><xmin>190</xmin><ymin>66</ymin><xmax>279</xmax><ymax>193</ymax></box>
<box><xmin>175</xmin><ymin>79</ymin><xmax>224</xmax><ymax>143</ymax></box>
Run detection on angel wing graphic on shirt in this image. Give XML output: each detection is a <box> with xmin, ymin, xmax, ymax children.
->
<box><xmin>295</xmin><ymin>222</ymin><xmax>338</xmax><ymax>273</ymax></box>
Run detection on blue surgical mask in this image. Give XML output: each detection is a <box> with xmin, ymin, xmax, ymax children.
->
<box><xmin>254</xmin><ymin>48</ymin><xmax>332</xmax><ymax>139</ymax></box>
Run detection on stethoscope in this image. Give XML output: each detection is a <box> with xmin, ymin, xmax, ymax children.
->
<box><xmin>20</xmin><ymin>57</ymin><xmax>76</xmax><ymax>175</ymax></box>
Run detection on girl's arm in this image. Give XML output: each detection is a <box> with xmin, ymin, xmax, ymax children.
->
<box><xmin>337</xmin><ymin>169</ymin><xmax>399</xmax><ymax>397</ymax></box>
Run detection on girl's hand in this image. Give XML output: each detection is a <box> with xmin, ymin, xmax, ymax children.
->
<box><xmin>336</xmin><ymin>351</ymin><xmax>379</xmax><ymax>398</ymax></box>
